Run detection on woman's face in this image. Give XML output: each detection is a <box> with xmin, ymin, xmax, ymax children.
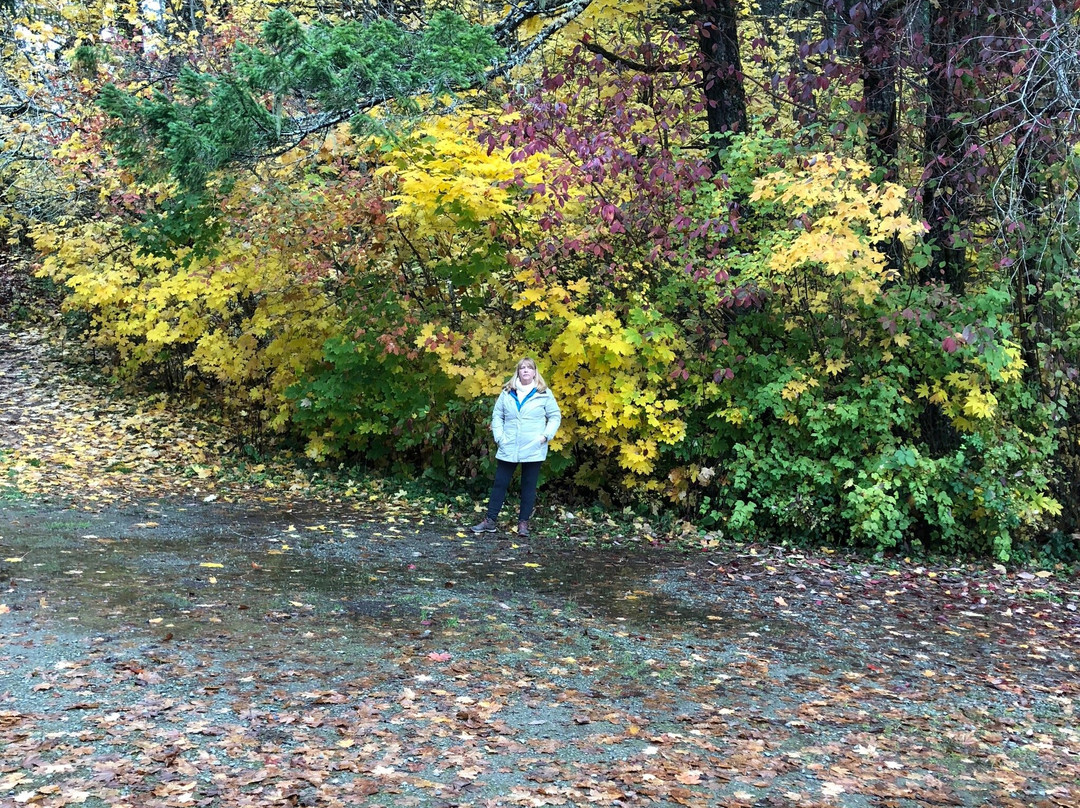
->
<box><xmin>517</xmin><ymin>362</ymin><xmax>536</xmax><ymax>385</ymax></box>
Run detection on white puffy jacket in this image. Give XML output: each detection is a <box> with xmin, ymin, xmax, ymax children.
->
<box><xmin>491</xmin><ymin>387</ymin><xmax>562</xmax><ymax>463</ymax></box>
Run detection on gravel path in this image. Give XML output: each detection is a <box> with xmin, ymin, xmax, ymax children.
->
<box><xmin>1</xmin><ymin>325</ymin><xmax>1079</xmax><ymax>807</ymax></box>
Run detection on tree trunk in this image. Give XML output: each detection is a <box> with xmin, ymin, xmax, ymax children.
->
<box><xmin>848</xmin><ymin>0</ymin><xmax>903</xmax><ymax>270</ymax></box>
<box><xmin>920</xmin><ymin>0</ymin><xmax>970</xmax><ymax>292</ymax></box>
<box><xmin>1013</xmin><ymin>138</ymin><xmax>1044</xmax><ymax>380</ymax></box>
<box><xmin>692</xmin><ymin>0</ymin><xmax>748</xmax><ymax>171</ymax></box>
<box><xmin>854</xmin><ymin>1</ymin><xmax>899</xmax><ymax>174</ymax></box>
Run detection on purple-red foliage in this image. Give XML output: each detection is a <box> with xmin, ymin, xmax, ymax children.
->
<box><xmin>478</xmin><ymin>37</ymin><xmax>737</xmax><ymax>285</ymax></box>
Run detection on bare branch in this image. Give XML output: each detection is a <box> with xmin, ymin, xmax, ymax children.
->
<box><xmin>492</xmin><ymin>0</ymin><xmax>593</xmax><ymax>45</ymax></box>
<box><xmin>488</xmin><ymin>0</ymin><xmax>595</xmax><ymax>80</ymax></box>
<box><xmin>581</xmin><ymin>41</ymin><xmax>684</xmax><ymax>74</ymax></box>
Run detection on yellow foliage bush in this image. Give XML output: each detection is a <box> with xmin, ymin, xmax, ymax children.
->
<box><xmin>34</xmin><ymin>214</ymin><xmax>342</xmax><ymax>428</ymax></box>
<box><xmin>748</xmin><ymin>155</ymin><xmax>926</xmax><ymax>311</ymax></box>
<box><xmin>379</xmin><ymin>114</ymin><xmax>548</xmax><ymax>241</ymax></box>
<box><xmin>417</xmin><ymin>269</ymin><xmax>685</xmax><ymax>483</ymax></box>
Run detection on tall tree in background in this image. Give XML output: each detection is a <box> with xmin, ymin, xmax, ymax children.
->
<box><xmin>918</xmin><ymin>0</ymin><xmax>975</xmax><ymax>292</ymax></box>
<box><xmin>848</xmin><ymin>0</ymin><xmax>903</xmax><ymax>174</ymax></box>
<box><xmin>693</xmin><ymin>0</ymin><xmax>748</xmax><ymax>166</ymax></box>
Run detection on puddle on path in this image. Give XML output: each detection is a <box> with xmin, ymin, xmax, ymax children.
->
<box><xmin>0</xmin><ymin>501</ymin><xmax>777</xmax><ymax>644</ymax></box>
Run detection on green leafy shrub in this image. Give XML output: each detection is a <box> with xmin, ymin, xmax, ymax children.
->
<box><xmin>686</xmin><ymin>282</ymin><xmax>1057</xmax><ymax>560</ymax></box>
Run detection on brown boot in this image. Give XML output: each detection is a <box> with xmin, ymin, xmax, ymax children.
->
<box><xmin>517</xmin><ymin>521</ymin><xmax>529</xmax><ymax>537</ymax></box>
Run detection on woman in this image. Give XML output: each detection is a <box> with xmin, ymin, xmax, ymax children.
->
<box><xmin>471</xmin><ymin>357</ymin><xmax>562</xmax><ymax>537</ymax></box>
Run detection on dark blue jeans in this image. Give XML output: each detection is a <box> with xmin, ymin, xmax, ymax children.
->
<box><xmin>486</xmin><ymin>460</ymin><xmax>543</xmax><ymax>522</ymax></box>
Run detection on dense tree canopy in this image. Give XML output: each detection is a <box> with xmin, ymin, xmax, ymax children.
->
<box><xmin>4</xmin><ymin>0</ymin><xmax>1080</xmax><ymax>559</ymax></box>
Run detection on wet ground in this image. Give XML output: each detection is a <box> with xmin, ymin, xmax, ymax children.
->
<box><xmin>1</xmin><ymin>326</ymin><xmax>1079</xmax><ymax>806</ymax></box>
<box><xmin>2</xmin><ymin>497</ymin><xmax>1079</xmax><ymax>808</ymax></box>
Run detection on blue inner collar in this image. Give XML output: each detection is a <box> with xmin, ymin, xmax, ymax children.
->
<box><xmin>510</xmin><ymin>387</ymin><xmax>537</xmax><ymax>410</ymax></box>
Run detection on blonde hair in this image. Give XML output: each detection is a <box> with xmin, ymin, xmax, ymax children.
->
<box><xmin>504</xmin><ymin>357</ymin><xmax>548</xmax><ymax>393</ymax></box>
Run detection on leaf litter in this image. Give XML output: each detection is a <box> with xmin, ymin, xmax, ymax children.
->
<box><xmin>1</xmin><ymin>326</ymin><xmax>1079</xmax><ymax>807</ymax></box>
